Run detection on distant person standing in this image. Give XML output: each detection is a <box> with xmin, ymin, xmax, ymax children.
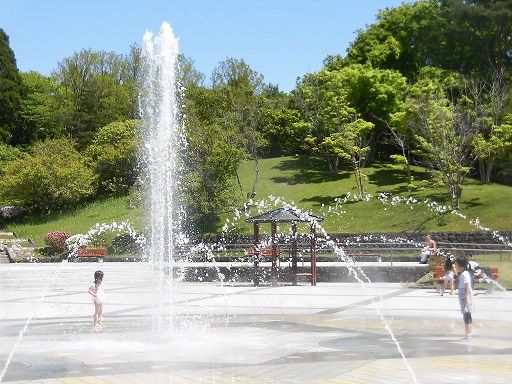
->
<box><xmin>466</xmin><ymin>254</ymin><xmax>479</xmax><ymax>290</ymax></box>
<box><xmin>454</xmin><ymin>258</ymin><xmax>473</xmax><ymax>342</ymax></box>
<box><xmin>419</xmin><ymin>234</ymin><xmax>437</xmax><ymax>264</ymax></box>
<box><xmin>88</xmin><ymin>270</ymin><xmax>105</xmax><ymax>329</ymax></box>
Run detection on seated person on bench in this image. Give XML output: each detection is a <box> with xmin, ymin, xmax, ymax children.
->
<box><xmin>419</xmin><ymin>234</ymin><xmax>437</xmax><ymax>264</ymax></box>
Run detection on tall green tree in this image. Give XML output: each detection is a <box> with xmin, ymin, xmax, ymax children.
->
<box><xmin>19</xmin><ymin>71</ymin><xmax>65</xmax><ymax>142</ymax></box>
<box><xmin>347</xmin><ymin>0</ymin><xmax>512</xmax><ymax>79</ymax></box>
<box><xmin>406</xmin><ymin>71</ymin><xmax>477</xmax><ymax>209</ymax></box>
<box><xmin>294</xmin><ymin>69</ymin><xmax>354</xmax><ymax>174</ymax></box>
<box><xmin>0</xmin><ymin>29</ymin><xmax>23</xmax><ymax>144</ymax></box>
<box><xmin>258</xmin><ymin>106</ymin><xmax>310</xmax><ymax>156</ymax></box>
<box><xmin>183</xmin><ymin>85</ymin><xmax>245</xmax><ymax>229</ymax></box>
<box><xmin>211</xmin><ymin>58</ymin><xmax>265</xmax><ymax>197</ymax></box>
<box><xmin>179</xmin><ymin>54</ymin><xmax>205</xmax><ymax>88</ymax></box>
<box><xmin>54</xmin><ymin>49</ymin><xmax>137</xmax><ymax>147</ymax></box>
<box><xmin>347</xmin><ymin>1</ymin><xmax>446</xmax><ymax>78</ymax></box>
<box><xmin>333</xmin><ymin>64</ymin><xmax>408</xmax><ymax>161</ymax></box>
<box><xmin>466</xmin><ymin>71</ymin><xmax>512</xmax><ymax>182</ymax></box>
<box><xmin>440</xmin><ymin>0</ymin><xmax>512</xmax><ymax>75</ymax></box>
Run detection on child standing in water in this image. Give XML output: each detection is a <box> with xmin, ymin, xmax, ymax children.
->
<box><xmin>88</xmin><ymin>270</ymin><xmax>105</xmax><ymax>329</ymax></box>
<box><xmin>454</xmin><ymin>258</ymin><xmax>473</xmax><ymax>342</ymax></box>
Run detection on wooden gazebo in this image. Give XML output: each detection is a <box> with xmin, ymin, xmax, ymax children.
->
<box><xmin>246</xmin><ymin>207</ymin><xmax>324</xmax><ymax>286</ymax></box>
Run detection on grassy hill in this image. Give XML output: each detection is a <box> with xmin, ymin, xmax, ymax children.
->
<box><xmin>235</xmin><ymin>156</ymin><xmax>512</xmax><ymax>234</ymax></box>
<box><xmin>6</xmin><ymin>155</ymin><xmax>512</xmax><ymax>245</ymax></box>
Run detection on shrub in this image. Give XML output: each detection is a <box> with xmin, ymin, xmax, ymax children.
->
<box><xmin>0</xmin><ymin>143</ymin><xmax>22</xmax><ymax>166</ymax></box>
<box><xmin>87</xmin><ymin>120</ymin><xmax>140</xmax><ymax>196</ymax></box>
<box><xmin>0</xmin><ymin>205</ymin><xmax>27</xmax><ymax>225</ymax></box>
<box><xmin>44</xmin><ymin>231</ymin><xmax>71</xmax><ymax>253</ymax></box>
<box><xmin>108</xmin><ymin>233</ymin><xmax>143</xmax><ymax>255</ymax></box>
<box><xmin>0</xmin><ymin>138</ymin><xmax>95</xmax><ymax>212</ymax></box>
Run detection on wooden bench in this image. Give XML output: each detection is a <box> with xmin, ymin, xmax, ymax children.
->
<box><xmin>247</xmin><ymin>246</ymin><xmax>281</xmax><ymax>258</ymax></box>
<box><xmin>432</xmin><ymin>265</ymin><xmax>500</xmax><ymax>284</ymax></box>
<box><xmin>74</xmin><ymin>247</ymin><xmax>107</xmax><ymax>262</ymax></box>
<box><xmin>432</xmin><ymin>265</ymin><xmax>446</xmax><ymax>283</ymax></box>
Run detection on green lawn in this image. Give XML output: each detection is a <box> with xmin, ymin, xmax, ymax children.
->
<box><xmin>233</xmin><ymin>156</ymin><xmax>512</xmax><ymax>234</ymax></box>
<box><xmin>7</xmin><ymin>196</ymin><xmax>144</xmax><ymax>246</ymax></box>
<box><xmin>6</xmin><ymin>155</ymin><xmax>512</xmax><ymax>244</ymax></box>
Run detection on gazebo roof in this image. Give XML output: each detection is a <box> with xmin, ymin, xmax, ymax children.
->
<box><xmin>246</xmin><ymin>207</ymin><xmax>324</xmax><ymax>223</ymax></box>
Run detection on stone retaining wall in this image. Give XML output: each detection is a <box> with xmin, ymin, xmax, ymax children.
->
<box><xmin>173</xmin><ymin>264</ymin><xmax>427</xmax><ymax>284</ymax></box>
<box><xmin>198</xmin><ymin>231</ymin><xmax>512</xmax><ymax>246</ymax></box>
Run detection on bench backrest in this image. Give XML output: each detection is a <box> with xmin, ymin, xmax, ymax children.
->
<box><xmin>76</xmin><ymin>247</ymin><xmax>107</xmax><ymax>257</ymax></box>
<box><xmin>247</xmin><ymin>246</ymin><xmax>281</xmax><ymax>257</ymax></box>
<box><xmin>433</xmin><ymin>265</ymin><xmax>445</xmax><ymax>278</ymax></box>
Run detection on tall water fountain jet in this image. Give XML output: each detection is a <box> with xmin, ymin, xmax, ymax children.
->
<box><xmin>139</xmin><ymin>22</ymin><xmax>185</xmax><ymax>331</ymax></box>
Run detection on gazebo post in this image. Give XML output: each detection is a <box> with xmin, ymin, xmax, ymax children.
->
<box><xmin>310</xmin><ymin>223</ymin><xmax>317</xmax><ymax>286</ymax></box>
<box><xmin>246</xmin><ymin>207</ymin><xmax>323</xmax><ymax>287</ymax></box>
<box><xmin>271</xmin><ymin>221</ymin><xmax>278</xmax><ymax>286</ymax></box>
<box><xmin>253</xmin><ymin>222</ymin><xmax>260</xmax><ymax>287</ymax></box>
<box><xmin>291</xmin><ymin>222</ymin><xmax>298</xmax><ymax>286</ymax></box>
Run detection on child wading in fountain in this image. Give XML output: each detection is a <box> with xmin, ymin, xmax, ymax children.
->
<box><xmin>88</xmin><ymin>270</ymin><xmax>105</xmax><ymax>329</ymax></box>
<box><xmin>440</xmin><ymin>256</ymin><xmax>455</xmax><ymax>296</ymax></box>
<box><xmin>454</xmin><ymin>258</ymin><xmax>473</xmax><ymax>342</ymax></box>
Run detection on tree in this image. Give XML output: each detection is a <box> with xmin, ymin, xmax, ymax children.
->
<box><xmin>0</xmin><ymin>28</ymin><xmax>23</xmax><ymax>144</ymax></box>
<box><xmin>178</xmin><ymin>54</ymin><xmax>205</xmax><ymax>88</ymax></box>
<box><xmin>211</xmin><ymin>57</ymin><xmax>264</xmax><ymax>92</ymax></box>
<box><xmin>333</xmin><ymin>64</ymin><xmax>408</xmax><ymax>161</ymax></box>
<box><xmin>294</xmin><ymin>69</ymin><xmax>354</xmax><ymax>174</ymax></box>
<box><xmin>440</xmin><ymin>0</ymin><xmax>512</xmax><ymax>75</ymax></box>
<box><xmin>406</xmin><ymin>72</ymin><xmax>477</xmax><ymax>209</ymax></box>
<box><xmin>461</xmin><ymin>71</ymin><xmax>512</xmax><ymax>183</ymax></box>
<box><xmin>323</xmin><ymin>118</ymin><xmax>374</xmax><ymax>199</ymax></box>
<box><xmin>347</xmin><ymin>1</ymin><xmax>512</xmax><ymax>79</ymax></box>
<box><xmin>347</xmin><ymin>1</ymin><xmax>446</xmax><ymax>78</ymax></box>
<box><xmin>183</xmin><ymin>85</ymin><xmax>246</xmax><ymax>229</ymax></box>
<box><xmin>0</xmin><ymin>142</ymin><xmax>21</xmax><ymax>167</ymax></box>
<box><xmin>211</xmin><ymin>58</ymin><xmax>265</xmax><ymax>197</ymax></box>
<box><xmin>473</xmin><ymin>123</ymin><xmax>512</xmax><ymax>183</ymax></box>
<box><xmin>54</xmin><ymin>49</ymin><xmax>137</xmax><ymax>147</ymax></box>
<box><xmin>19</xmin><ymin>71</ymin><xmax>64</xmax><ymax>142</ymax></box>
<box><xmin>387</xmin><ymin>67</ymin><xmax>462</xmax><ymax>186</ymax></box>
<box><xmin>258</xmin><ymin>107</ymin><xmax>310</xmax><ymax>156</ymax></box>
<box><xmin>294</xmin><ymin>64</ymin><xmax>406</xmax><ymax>172</ymax></box>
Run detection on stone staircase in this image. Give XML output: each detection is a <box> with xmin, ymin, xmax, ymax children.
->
<box><xmin>0</xmin><ymin>231</ymin><xmax>36</xmax><ymax>263</ymax></box>
<box><xmin>0</xmin><ymin>247</ymin><xmax>10</xmax><ymax>263</ymax></box>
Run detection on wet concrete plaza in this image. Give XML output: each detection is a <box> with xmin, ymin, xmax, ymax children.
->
<box><xmin>1</xmin><ymin>262</ymin><xmax>511</xmax><ymax>383</ymax></box>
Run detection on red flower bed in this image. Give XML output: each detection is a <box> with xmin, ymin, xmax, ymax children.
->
<box><xmin>44</xmin><ymin>231</ymin><xmax>71</xmax><ymax>252</ymax></box>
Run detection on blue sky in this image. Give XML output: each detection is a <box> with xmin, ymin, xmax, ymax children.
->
<box><xmin>1</xmin><ymin>0</ymin><xmax>409</xmax><ymax>92</ymax></box>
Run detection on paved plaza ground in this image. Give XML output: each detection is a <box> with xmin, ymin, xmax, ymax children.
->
<box><xmin>1</xmin><ymin>262</ymin><xmax>511</xmax><ymax>383</ymax></box>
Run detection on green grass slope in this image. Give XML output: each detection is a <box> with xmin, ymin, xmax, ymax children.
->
<box><xmin>6</xmin><ymin>155</ymin><xmax>512</xmax><ymax>245</ymax></box>
<box><xmin>7</xmin><ymin>196</ymin><xmax>143</xmax><ymax>246</ymax></box>
<box><xmin>236</xmin><ymin>156</ymin><xmax>512</xmax><ymax>234</ymax></box>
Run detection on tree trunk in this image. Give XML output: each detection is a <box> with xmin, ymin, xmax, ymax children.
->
<box><xmin>485</xmin><ymin>162</ymin><xmax>493</xmax><ymax>183</ymax></box>
<box><xmin>326</xmin><ymin>155</ymin><xmax>335</xmax><ymax>175</ymax></box>
<box><xmin>250</xmin><ymin>156</ymin><xmax>259</xmax><ymax>199</ymax></box>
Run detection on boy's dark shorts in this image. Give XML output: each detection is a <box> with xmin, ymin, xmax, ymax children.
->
<box><xmin>463</xmin><ymin>312</ymin><xmax>472</xmax><ymax>324</ymax></box>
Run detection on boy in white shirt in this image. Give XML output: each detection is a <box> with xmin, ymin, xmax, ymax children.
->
<box><xmin>454</xmin><ymin>258</ymin><xmax>473</xmax><ymax>342</ymax></box>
